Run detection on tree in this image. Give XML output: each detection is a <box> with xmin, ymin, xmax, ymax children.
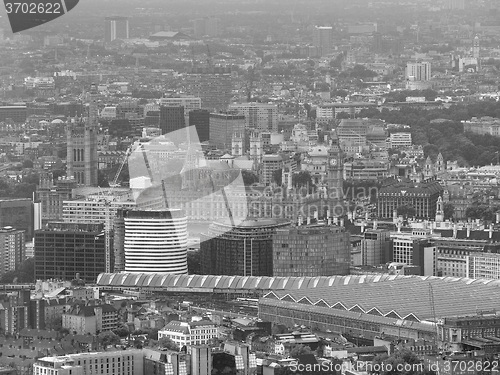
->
<box><xmin>0</xmin><ymin>258</ymin><xmax>34</xmax><ymax>284</ymax></box>
<box><xmin>272</xmin><ymin>169</ymin><xmax>283</xmax><ymax>185</ymax></box>
<box><xmin>397</xmin><ymin>205</ymin><xmax>416</xmax><ymax>218</ymax></box>
<box><xmin>113</xmin><ymin>327</ymin><xmax>130</xmax><ymax>338</ymax></box>
<box><xmin>187</xmin><ymin>251</ymin><xmax>200</xmax><ymax>274</ymax></box>
<box><xmin>292</xmin><ymin>171</ymin><xmax>313</xmax><ymax>189</ymax></box>
<box><xmin>242</xmin><ymin>170</ymin><xmax>259</xmax><ymax>186</ymax></box>
<box><xmin>158</xmin><ymin>336</ymin><xmax>180</xmax><ymax>351</ymax></box>
<box><xmin>371</xmin><ymin>349</ymin><xmax>432</xmax><ymax>375</ymax></box>
<box><xmin>289</xmin><ymin>344</ymin><xmax>313</xmax><ymax>358</ymax></box>
<box><xmin>443</xmin><ymin>203</ymin><xmax>454</xmax><ymax>220</ymax></box>
<box><xmin>22</xmin><ymin>159</ymin><xmax>33</xmax><ymax>169</ymax></box>
<box><xmin>98</xmin><ymin>331</ymin><xmax>121</xmax><ymax>347</ymax></box>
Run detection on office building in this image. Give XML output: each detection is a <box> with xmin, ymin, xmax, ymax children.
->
<box><xmin>467</xmin><ymin>252</ymin><xmax>500</xmax><ymax>279</ymax></box>
<box><xmin>389</xmin><ymin>132</ymin><xmax>412</xmax><ymax>148</ymax></box>
<box><xmin>228</xmin><ymin>103</ymin><xmax>278</xmax><ymax>132</ymax></box>
<box><xmin>34</xmin><ymin>350</ymin><xmax>143</xmax><ymax>375</ymax></box>
<box><xmin>160</xmin><ymin>97</ymin><xmax>201</xmax><ymax>124</ymax></box>
<box><xmin>123</xmin><ymin>209</ymin><xmax>188</xmax><ymax>274</ymax></box>
<box><xmin>63</xmin><ymin>197</ymin><xmax>136</xmax><ymax>273</ymax></box>
<box><xmin>361</xmin><ymin>229</ymin><xmax>391</xmax><ymax>266</ymax></box>
<box><xmin>391</xmin><ymin>232</ymin><xmax>436</xmax><ymax>276</ymax></box>
<box><xmin>66</xmin><ymin>85</ymin><xmax>99</xmax><ymax>186</ymax></box>
<box><xmin>377</xmin><ymin>179</ymin><xmax>443</xmax><ymax>219</ymax></box>
<box><xmin>0</xmin><ymin>198</ymin><xmax>34</xmax><ymax>240</ymax></box>
<box><xmin>209</xmin><ymin>112</ymin><xmax>245</xmax><ymax>150</ymax></box>
<box><xmin>34</xmin><ymin>223</ymin><xmax>105</xmax><ymax>283</ymax></box>
<box><xmin>37</xmin><ymin>173</ymin><xmax>77</xmax><ymax>226</ymax></box>
<box><xmin>190</xmin><ymin>346</ymin><xmax>212</xmax><ymax>375</ymax></box>
<box><xmin>261</xmin><ymin>154</ymin><xmax>283</xmax><ymax>186</ymax></box>
<box><xmin>104</xmin><ymin>16</ymin><xmax>129</xmax><ymax>43</ymax></box>
<box><xmin>273</xmin><ymin>224</ymin><xmax>350</xmax><ymax>277</ymax></box>
<box><xmin>193</xmin><ymin>17</ymin><xmax>220</xmax><ymax>38</ymax></box>
<box><xmin>189</xmin><ymin>109</ymin><xmax>210</xmax><ymax>142</ymax></box>
<box><xmin>186</xmin><ymin>68</ymin><xmax>233</xmax><ymax>111</ymax></box>
<box><xmin>158</xmin><ymin>320</ymin><xmax>218</xmax><ymax>347</ymax></box>
<box><xmin>0</xmin><ymin>227</ymin><xmax>25</xmax><ymax>278</ymax></box>
<box><xmin>200</xmin><ymin>219</ymin><xmax>291</xmax><ymax>276</ymax></box>
<box><xmin>159</xmin><ymin>105</ymin><xmax>185</xmax><ymax>136</ymax></box>
<box><xmin>0</xmin><ymin>290</ymin><xmax>31</xmax><ymax>335</ymax></box>
<box><xmin>0</xmin><ymin>106</ymin><xmax>27</xmax><ymax>123</ymax></box>
<box><xmin>463</xmin><ymin>117</ymin><xmax>500</xmax><ymax>137</ymax></box>
<box><xmin>313</xmin><ymin>26</ymin><xmax>333</xmax><ymax>56</ymax></box>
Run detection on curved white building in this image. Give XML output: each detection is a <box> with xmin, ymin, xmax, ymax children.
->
<box><xmin>124</xmin><ymin>209</ymin><xmax>188</xmax><ymax>273</ymax></box>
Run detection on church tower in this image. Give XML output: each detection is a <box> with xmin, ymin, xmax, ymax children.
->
<box><xmin>66</xmin><ymin>84</ymin><xmax>99</xmax><ymax>186</ymax></box>
<box><xmin>436</xmin><ymin>152</ymin><xmax>445</xmax><ymax>176</ymax></box>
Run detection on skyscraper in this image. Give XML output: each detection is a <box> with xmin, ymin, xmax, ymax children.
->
<box><xmin>406</xmin><ymin>61</ymin><xmax>432</xmax><ymax>81</ymax></box>
<box><xmin>192</xmin><ymin>17</ymin><xmax>220</xmax><ymax>38</ymax></box>
<box><xmin>159</xmin><ymin>106</ymin><xmax>185</xmax><ymax>135</ymax></box>
<box><xmin>123</xmin><ymin>209</ymin><xmax>188</xmax><ymax>274</ymax></box>
<box><xmin>209</xmin><ymin>112</ymin><xmax>245</xmax><ymax>150</ymax></box>
<box><xmin>34</xmin><ymin>223</ymin><xmax>106</xmax><ymax>283</ymax></box>
<box><xmin>189</xmin><ymin>109</ymin><xmax>210</xmax><ymax>142</ymax></box>
<box><xmin>104</xmin><ymin>16</ymin><xmax>129</xmax><ymax>43</ymax></box>
<box><xmin>66</xmin><ymin>84</ymin><xmax>99</xmax><ymax>186</ymax></box>
<box><xmin>313</xmin><ymin>26</ymin><xmax>333</xmax><ymax>56</ymax></box>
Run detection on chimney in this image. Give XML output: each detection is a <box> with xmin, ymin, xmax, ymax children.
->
<box><xmin>373</xmin><ymin>220</ymin><xmax>378</xmax><ymax>230</ymax></box>
<box><xmin>361</xmin><ymin>221</ymin><xmax>365</xmax><ymax>233</ymax></box>
<box><xmin>496</xmin><ymin>212</ymin><xmax>500</xmax><ymax>224</ymax></box>
<box><xmin>297</xmin><ymin>215</ymin><xmax>302</xmax><ymax>226</ymax></box>
<box><xmin>340</xmin><ymin>218</ymin><xmax>345</xmax><ymax>227</ymax></box>
<box><xmin>489</xmin><ymin>223</ymin><xmax>493</xmax><ymax>239</ymax></box>
<box><xmin>467</xmin><ymin>224</ymin><xmax>471</xmax><ymax>238</ymax></box>
<box><xmin>453</xmin><ymin>224</ymin><xmax>457</xmax><ymax>239</ymax></box>
<box><xmin>307</xmin><ymin>216</ymin><xmax>311</xmax><ymax>225</ymax></box>
<box><xmin>397</xmin><ymin>222</ymin><xmax>402</xmax><ymax>233</ymax></box>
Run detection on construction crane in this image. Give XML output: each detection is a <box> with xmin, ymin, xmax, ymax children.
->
<box><xmin>110</xmin><ymin>145</ymin><xmax>133</xmax><ymax>188</ymax></box>
<box><xmin>429</xmin><ymin>283</ymin><xmax>440</xmax><ymax>352</ymax></box>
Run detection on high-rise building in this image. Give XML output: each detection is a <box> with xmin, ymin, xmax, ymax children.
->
<box><xmin>446</xmin><ymin>0</ymin><xmax>465</xmax><ymax>10</ymax></box>
<box><xmin>200</xmin><ymin>219</ymin><xmax>291</xmax><ymax>276</ymax></box>
<box><xmin>0</xmin><ymin>227</ymin><xmax>25</xmax><ymax>277</ymax></box>
<box><xmin>273</xmin><ymin>224</ymin><xmax>350</xmax><ymax>277</ymax></box>
<box><xmin>66</xmin><ymin>85</ymin><xmax>99</xmax><ymax>186</ymax></box>
<box><xmin>228</xmin><ymin>103</ymin><xmax>278</xmax><ymax>132</ymax></box>
<box><xmin>159</xmin><ymin>106</ymin><xmax>185</xmax><ymax>135</ymax></box>
<box><xmin>209</xmin><ymin>112</ymin><xmax>245</xmax><ymax>150</ymax></box>
<box><xmin>193</xmin><ymin>17</ymin><xmax>220</xmax><ymax>38</ymax></box>
<box><xmin>189</xmin><ymin>109</ymin><xmax>210</xmax><ymax>142</ymax></box>
<box><xmin>0</xmin><ymin>199</ymin><xmax>34</xmax><ymax>240</ymax></box>
<box><xmin>34</xmin><ymin>222</ymin><xmax>106</xmax><ymax>283</ymax></box>
<box><xmin>186</xmin><ymin>67</ymin><xmax>233</xmax><ymax>111</ymax></box>
<box><xmin>37</xmin><ymin>173</ymin><xmax>77</xmax><ymax>226</ymax></box>
<box><xmin>63</xmin><ymin>197</ymin><xmax>136</xmax><ymax>273</ymax></box>
<box><xmin>406</xmin><ymin>61</ymin><xmax>432</xmax><ymax>81</ymax></box>
<box><xmin>104</xmin><ymin>16</ymin><xmax>129</xmax><ymax>43</ymax></box>
<box><xmin>190</xmin><ymin>346</ymin><xmax>212</xmax><ymax>375</ymax></box>
<box><xmin>467</xmin><ymin>252</ymin><xmax>500</xmax><ymax>279</ymax></box>
<box><xmin>313</xmin><ymin>26</ymin><xmax>333</xmax><ymax>57</ymax></box>
<box><xmin>123</xmin><ymin>209</ymin><xmax>188</xmax><ymax>274</ymax></box>
<box><xmin>160</xmin><ymin>97</ymin><xmax>202</xmax><ymax>124</ymax></box>
<box><xmin>361</xmin><ymin>229</ymin><xmax>391</xmax><ymax>266</ymax></box>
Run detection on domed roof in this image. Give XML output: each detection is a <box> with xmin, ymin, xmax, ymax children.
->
<box><xmin>51</xmin><ymin>119</ymin><xmax>64</xmax><ymax>124</ymax></box>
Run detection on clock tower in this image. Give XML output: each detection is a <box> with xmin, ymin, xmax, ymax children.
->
<box><xmin>327</xmin><ymin>131</ymin><xmax>343</xmax><ymax>201</ymax></box>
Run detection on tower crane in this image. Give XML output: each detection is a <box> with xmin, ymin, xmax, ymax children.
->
<box><xmin>429</xmin><ymin>283</ymin><xmax>440</xmax><ymax>352</ymax></box>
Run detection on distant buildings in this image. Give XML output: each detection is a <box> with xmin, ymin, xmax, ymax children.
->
<box><xmin>467</xmin><ymin>252</ymin><xmax>500</xmax><ymax>279</ymax></box>
<box><xmin>160</xmin><ymin>97</ymin><xmax>202</xmax><ymax>124</ymax></box>
<box><xmin>463</xmin><ymin>117</ymin><xmax>500</xmax><ymax>137</ymax></box>
<box><xmin>209</xmin><ymin>112</ymin><xmax>245</xmax><ymax>150</ymax></box>
<box><xmin>104</xmin><ymin>16</ymin><xmax>129</xmax><ymax>43</ymax></box>
<box><xmin>406</xmin><ymin>61</ymin><xmax>432</xmax><ymax>90</ymax></box>
<box><xmin>186</xmin><ymin>67</ymin><xmax>233</xmax><ymax>111</ymax></box>
<box><xmin>0</xmin><ymin>227</ymin><xmax>25</xmax><ymax>278</ymax></box>
<box><xmin>200</xmin><ymin>219</ymin><xmax>291</xmax><ymax>276</ymax></box>
<box><xmin>313</xmin><ymin>26</ymin><xmax>333</xmax><ymax>56</ymax></box>
<box><xmin>34</xmin><ymin>222</ymin><xmax>106</xmax><ymax>283</ymax></box>
<box><xmin>272</xmin><ymin>224</ymin><xmax>351</xmax><ymax>277</ymax></box>
<box><xmin>361</xmin><ymin>229</ymin><xmax>391</xmax><ymax>266</ymax></box>
<box><xmin>192</xmin><ymin>17</ymin><xmax>220</xmax><ymax>38</ymax></box>
<box><xmin>0</xmin><ymin>106</ymin><xmax>27</xmax><ymax>123</ymax></box>
<box><xmin>228</xmin><ymin>103</ymin><xmax>278</xmax><ymax>132</ymax></box>
<box><xmin>37</xmin><ymin>173</ymin><xmax>77</xmax><ymax>226</ymax></box>
<box><xmin>62</xmin><ymin>303</ymin><xmax>118</xmax><ymax>335</ymax></box>
<box><xmin>158</xmin><ymin>320</ymin><xmax>218</xmax><ymax>347</ymax></box>
<box><xmin>122</xmin><ymin>209</ymin><xmax>188</xmax><ymax>274</ymax></box>
<box><xmin>388</xmin><ymin>132</ymin><xmax>412</xmax><ymax>149</ymax></box>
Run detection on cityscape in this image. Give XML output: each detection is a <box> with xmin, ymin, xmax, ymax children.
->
<box><xmin>1</xmin><ymin>0</ymin><xmax>500</xmax><ymax>374</ymax></box>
